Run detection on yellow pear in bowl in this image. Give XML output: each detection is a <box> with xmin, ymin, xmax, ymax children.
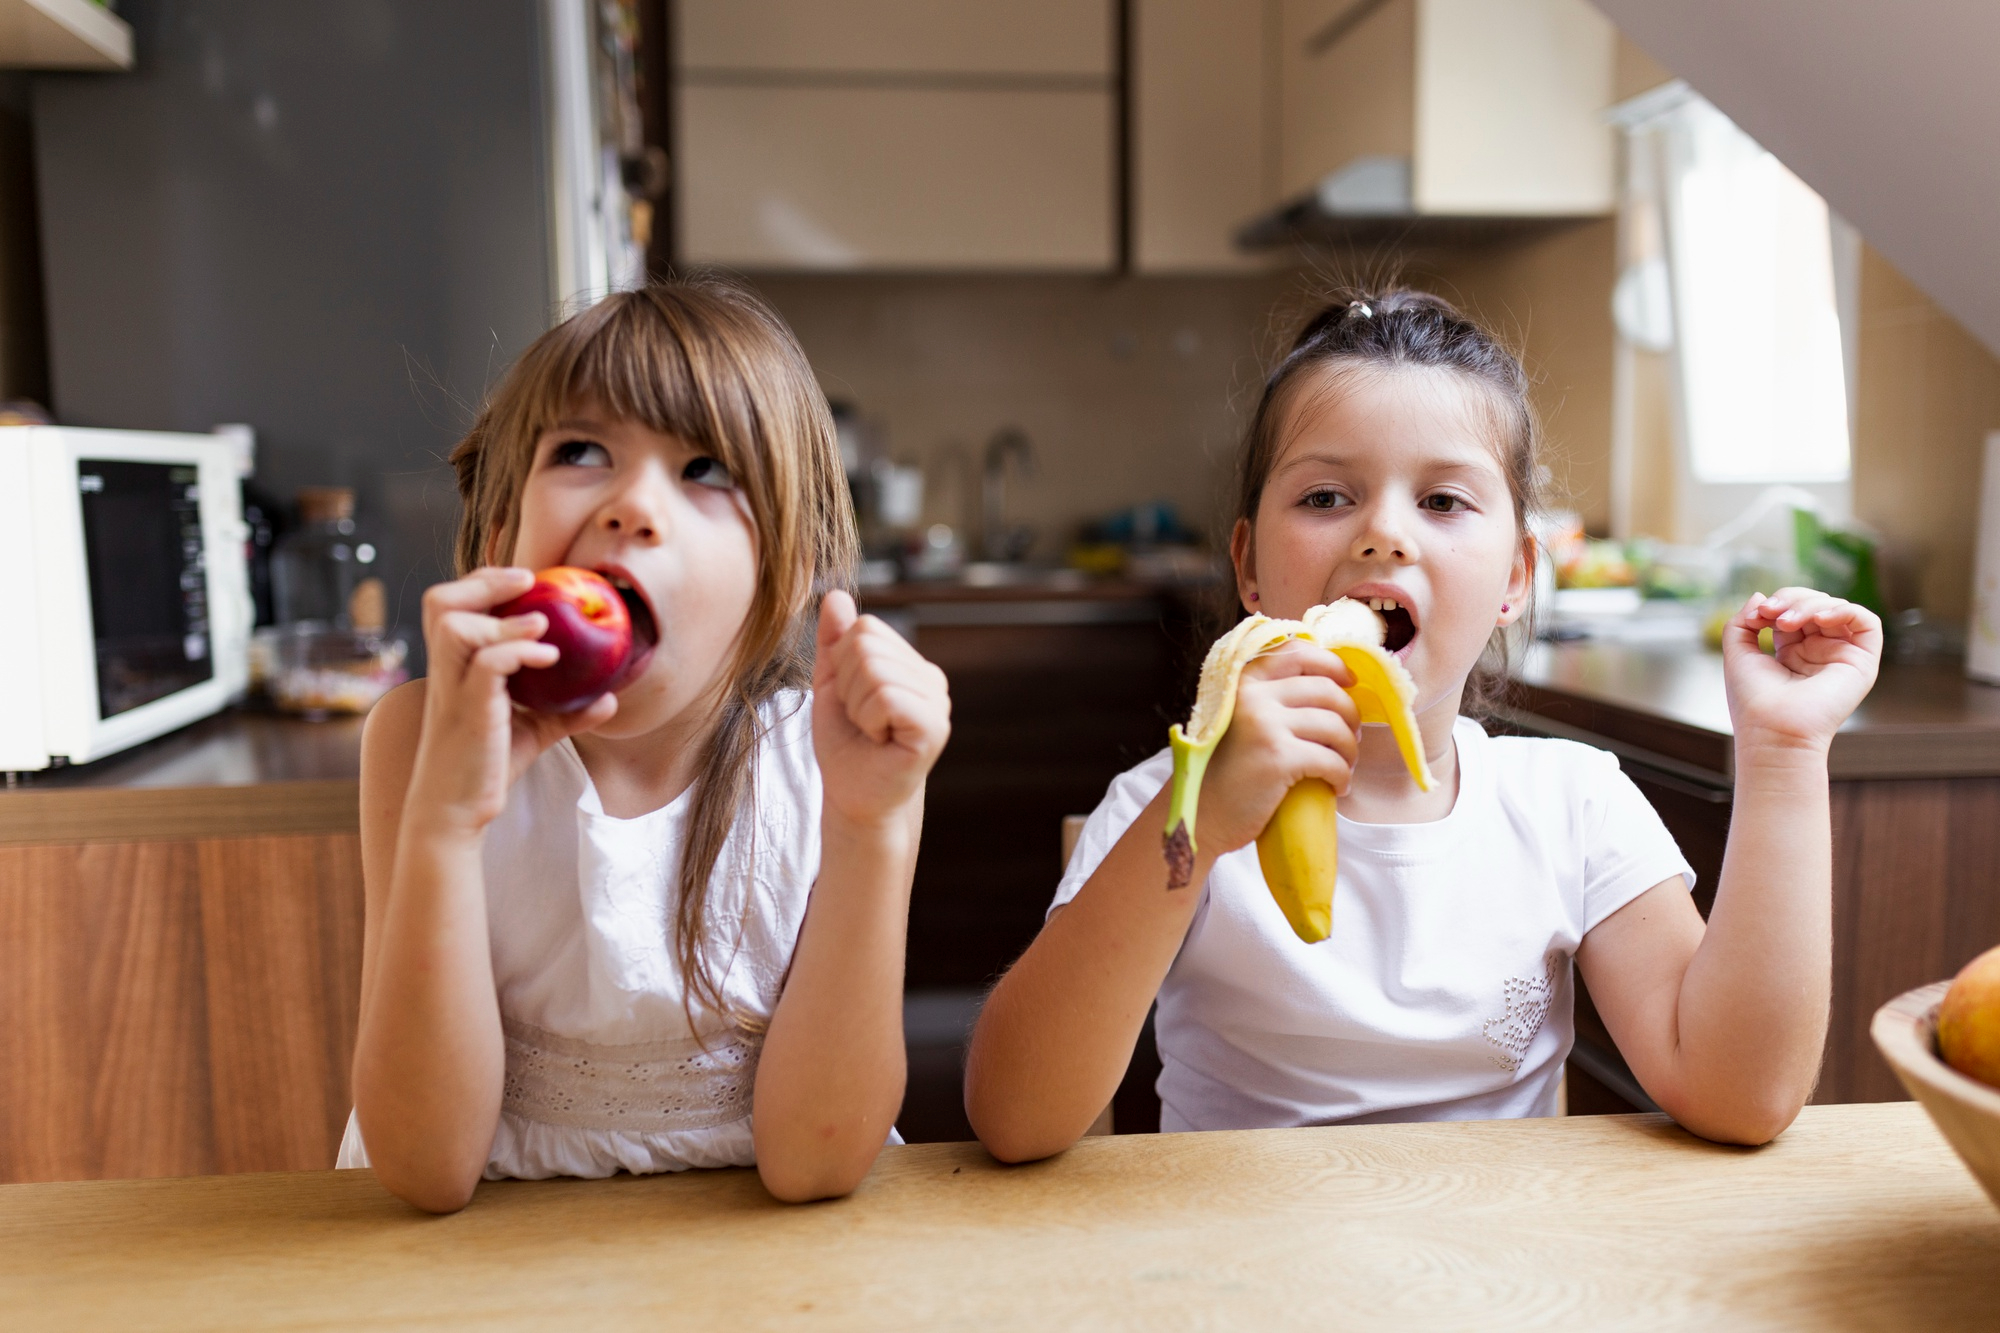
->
<box><xmin>1938</xmin><ymin>946</ymin><xmax>2000</xmax><ymax>1088</ymax></box>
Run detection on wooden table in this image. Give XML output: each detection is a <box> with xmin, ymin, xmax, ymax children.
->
<box><xmin>5</xmin><ymin>1103</ymin><xmax>1995</xmax><ymax>1330</ymax></box>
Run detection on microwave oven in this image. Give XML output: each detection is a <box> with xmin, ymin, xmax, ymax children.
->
<box><xmin>0</xmin><ymin>426</ymin><xmax>253</xmax><ymax>773</ymax></box>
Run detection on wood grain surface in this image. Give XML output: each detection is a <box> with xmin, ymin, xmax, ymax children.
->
<box><xmin>0</xmin><ymin>833</ymin><xmax>364</xmax><ymax>1182</ymax></box>
<box><xmin>0</xmin><ymin>1103</ymin><xmax>1992</xmax><ymax>1331</ymax></box>
<box><xmin>0</xmin><ymin>780</ymin><xmax>360</xmax><ymax>844</ymax></box>
<box><xmin>1827</xmin><ymin>777</ymin><xmax>2000</xmax><ymax>1103</ymax></box>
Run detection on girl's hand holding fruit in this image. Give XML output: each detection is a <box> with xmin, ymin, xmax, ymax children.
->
<box><xmin>1187</xmin><ymin>642</ymin><xmax>1361</xmax><ymax>862</ymax></box>
<box><xmin>407</xmin><ymin>566</ymin><xmax>629</xmax><ymax>836</ymax></box>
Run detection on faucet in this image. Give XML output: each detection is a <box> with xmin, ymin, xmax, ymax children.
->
<box><xmin>980</xmin><ymin>427</ymin><xmax>1037</xmax><ymax>562</ymax></box>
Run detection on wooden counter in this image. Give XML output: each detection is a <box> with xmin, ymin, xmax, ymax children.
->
<box><xmin>0</xmin><ymin>710</ymin><xmax>363</xmax><ymax>843</ymax></box>
<box><xmin>0</xmin><ymin>710</ymin><xmax>365</xmax><ymax>1184</ymax></box>
<box><xmin>1507</xmin><ymin>640</ymin><xmax>2000</xmax><ymax>1108</ymax></box>
<box><xmin>2</xmin><ymin>1102</ymin><xmax>1992</xmax><ymax>1330</ymax></box>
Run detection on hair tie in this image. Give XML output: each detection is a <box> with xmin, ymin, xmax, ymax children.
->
<box><xmin>1347</xmin><ymin>300</ymin><xmax>1374</xmax><ymax>320</ymax></box>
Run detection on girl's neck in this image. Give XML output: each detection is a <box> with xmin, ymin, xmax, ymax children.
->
<box><xmin>571</xmin><ymin>695</ymin><xmax>723</xmax><ymax>820</ymax></box>
<box><xmin>1338</xmin><ymin>687</ymin><xmax>1463</xmax><ymax>825</ymax></box>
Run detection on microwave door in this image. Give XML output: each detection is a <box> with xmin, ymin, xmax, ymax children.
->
<box><xmin>76</xmin><ymin>459</ymin><xmax>215</xmax><ymax>719</ymax></box>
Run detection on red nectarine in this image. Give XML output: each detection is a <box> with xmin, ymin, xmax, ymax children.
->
<box><xmin>497</xmin><ymin>566</ymin><xmax>647</xmax><ymax>714</ymax></box>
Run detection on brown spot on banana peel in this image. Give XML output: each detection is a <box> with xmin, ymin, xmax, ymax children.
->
<box><xmin>1163</xmin><ymin>822</ymin><xmax>1194</xmax><ymax>890</ymax></box>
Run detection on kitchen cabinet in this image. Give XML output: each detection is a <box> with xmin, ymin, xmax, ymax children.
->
<box><xmin>677</xmin><ymin>86</ymin><xmax>1114</xmax><ymax>270</ymax></box>
<box><xmin>0</xmin><ymin>0</ymin><xmax>131</xmax><ymax>70</ymax></box>
<box><xmin>1131</xmin><ymin>0</ymin><xmax>1273</xmax><ymax>272</ymax></box>
<box><xmin>1263</xmin><ymin>0</ymin><xmax>1615</xmax><ymax>229</ymax></box>
<box><xmin>674</xmin><ymin>0</ymin><xmax>1117</xmax><ymax>270</ymax></box>
<box><xmin>862</xmin><ymin>582</ymin><xmax>1201</xmax><ymax>989</ymax></box>
<box><xmin>678</xmin><ymin>0</ymin><xmax>1111</xmax><ymax>76</ymax></box>
<box><xmin>0</xmin><ymin>714</ymin><xmax>364</xmax><ymax>1183</ymax></box>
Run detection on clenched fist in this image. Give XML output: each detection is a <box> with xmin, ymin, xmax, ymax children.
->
<box><xmin>811</xmin><ymin>590</ymin><xmax>952</xmax><ymax>828</ymax></box>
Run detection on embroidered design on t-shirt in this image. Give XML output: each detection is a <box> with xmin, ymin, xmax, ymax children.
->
<box><xmin>1482</xmin><ymin>957</ymin><xmax>1558</xmax><ymax>1072</ymax></box>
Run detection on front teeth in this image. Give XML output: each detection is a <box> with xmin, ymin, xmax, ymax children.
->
<box><xmin>1365</xmin><ymin>597</ymin><xmax>1402</xmax><ymax>612</ymax></box>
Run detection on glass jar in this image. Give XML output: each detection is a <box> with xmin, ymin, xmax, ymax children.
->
<box><xmin>271</xmin><ymin>487</ymin><xmax>387</xmax><ymax>631</ymax></box>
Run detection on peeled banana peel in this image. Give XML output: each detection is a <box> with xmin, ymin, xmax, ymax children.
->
<box><xmin>1163</xmin><ymin>599</ymin><xmax>1436</xmax><ymax>943</ymax></box>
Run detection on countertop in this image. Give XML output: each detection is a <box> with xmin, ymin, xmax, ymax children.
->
<box><xmin>0</xmin><ymin>710</ymin><xmax>363</xmax><ymax>843</ymax></box>
<box><xmin>2</xmin><ymin>1102</ymin><xmax>1992</xmax><ymax>1330</ymax></box>
<box><xmin>0</xmin><ymin>576</ymin><xmax>1190</xmax><ymax>841</ymax></box>
<box><xmin>1510</xmin><ymin>640</ymin><xmax>2000</xmax><ymax>782</ymax></box>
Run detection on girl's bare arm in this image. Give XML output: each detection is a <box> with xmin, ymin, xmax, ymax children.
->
<box><xmin>965</xmin><ymin>646</ymin><xmax>1359</xmax><ymax>1162</ymax></box>
<box><xmin>1578</xmin><ymin>589</ymin><xmax>1881</xmax><ymax>1144</ymax></box>
<box><xmin>964</xmin><ymin>785</ymin><xmax>1208</xmax><ymax>1162</ymax></box>
<box><xmin>751</xmin><ymin>593</ymin><xmax>951</xmax><ymax>1201</ymax></box>
<box><xmin>350</xmin><ymin>569</ymin><xmax>615</xmax><ymax>1212</ymax></box>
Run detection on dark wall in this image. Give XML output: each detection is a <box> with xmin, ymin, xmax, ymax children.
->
<box><xmin>33</xmin><ymin>0</ymin><xmax>556</xmax><ymax>645</ymax></box>
<box><xmin>0</xmin><ymin>71</ymin><xmax>48</xmax><ymax>406</ymax></box>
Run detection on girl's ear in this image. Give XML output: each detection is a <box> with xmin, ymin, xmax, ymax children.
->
<box><xmin>1497</xmin><ymin>531</ymin><xmax>1536</xmax><ymax>627</ymax></box>
<box><xmin>1230</xmin><ymin>518</ymin><xmax>1259</xmax><ymax>613</ymax></box>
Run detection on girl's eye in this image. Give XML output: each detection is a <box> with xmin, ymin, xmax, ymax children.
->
<box><xmin>1302</xmin><ymin>488</ymin><xmax>1351</xmax><ymax>511</ymax></box>
<box><xmin>551</xmin><ymin>439</ymin><xmax>611</xmax><ymax>468</ymax></box>
<box><xmin>1421</xmin><ymin>493</ymin><xmax>1470</xmax><ymax>513</ymax></box>
<box><xmin>683</xmin><ymin>455</ymin><xmax>734</xmax><ymax>490</ymax></box>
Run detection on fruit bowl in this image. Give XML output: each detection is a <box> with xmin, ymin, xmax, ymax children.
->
<box><xmin>1871</xmin><ymin>981</ymin><xmax>2000</xmax><ymax>1207</ymax></box>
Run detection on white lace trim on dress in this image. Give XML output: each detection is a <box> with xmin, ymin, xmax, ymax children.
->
<box><xmin>500</xmin><ymin>1018</ymin><xmax>760</xmax><ymax>1134</ymax></box>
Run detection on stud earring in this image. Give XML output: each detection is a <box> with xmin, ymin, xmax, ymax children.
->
<box><xmin>1501</xmin><ymin>603</ymin><xmax>1510</xmax><ymax>613</ymax></box>
<box><xmin>1248</xmin><ymin>591</ymin><xmax>1259</xmax><ymax>602</ymax></box>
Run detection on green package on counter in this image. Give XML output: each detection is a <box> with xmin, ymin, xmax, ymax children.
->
<box><xmin>1793</xmin><ymin>508</ymin><xmax>1883</xmax><ymax>614</ymax></box>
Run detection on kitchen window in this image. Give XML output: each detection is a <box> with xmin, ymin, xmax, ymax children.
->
<box><xmin>1611</xmin><ymin>84</ymin><xmax>1857</xmax><ymax>538</ymax></box>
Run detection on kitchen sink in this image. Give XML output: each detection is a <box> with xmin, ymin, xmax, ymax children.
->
<box><xmin>956</xmin><ymin>561</ymin><xmax>1089</xmax><ymax>590</ymax></box>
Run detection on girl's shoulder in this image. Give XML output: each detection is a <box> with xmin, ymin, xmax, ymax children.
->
<box><xmin>360</xmin><ymin>677</ymin><xmax>427</xmax><ymax>763</ymax></box>
<box><xmin>1462</xmin><ymin>720</ymin><xmax>1670</xmax><ymax>849</ymax></box>
<box><xmin>358</xmin><ymin>678</ymin><xmax>427</xmax><ymax>812</ymax></box>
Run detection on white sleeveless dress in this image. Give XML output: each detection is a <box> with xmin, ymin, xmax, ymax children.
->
<box><xmin>337</xmin><ymin>690</ymin><xmax>822</xmax><ymax>1179</ymax></box>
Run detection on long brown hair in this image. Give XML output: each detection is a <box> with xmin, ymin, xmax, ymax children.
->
<box><xmin>1235</xmin><ymin>288</ymin><xmax>1543</xmax><ymax>713</ymax></box>
<box><xmin>450</xmin><ymin>281</ymin><xmax>857</xmax><ymax>1027</ymax></box>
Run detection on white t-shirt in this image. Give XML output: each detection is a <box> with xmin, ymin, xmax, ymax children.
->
<box><xmin>1051</xmin><ymin>717</ymin><xmax>1694</xmax><ymax>1131</ymax></box>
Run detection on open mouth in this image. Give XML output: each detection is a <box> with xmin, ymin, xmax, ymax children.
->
<box><xmin>598</xmin><ymin>566</ymin><xmax>659</xmax><ymax>687</ymax></box>
<box><xmin>1360</xmin><ymin>595</ymin><xmax>1418</xmax><ymax>654</ymax></box>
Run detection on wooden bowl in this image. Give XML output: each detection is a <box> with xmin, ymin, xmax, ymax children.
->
<box><xmin>1871</xmin><ymin>981</ymin><xmax>2000</xmax><ymax>1207</ymax></box>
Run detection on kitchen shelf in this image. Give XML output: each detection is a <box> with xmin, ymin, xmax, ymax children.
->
<box><xmin>0</xmin><ymin>0</ymin><xmax>132</xmax><ymax>71</ymax></box>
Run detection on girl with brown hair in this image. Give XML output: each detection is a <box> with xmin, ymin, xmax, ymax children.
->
<box><xmin>967</xmin><ymin>289</ymin><xmax>1881</xmax><ymax>1159</ymax></box>
<box><xmin>342</xmin><ymin>282</ymin><xmax>950</xmax><ymax>1211</ymax></box>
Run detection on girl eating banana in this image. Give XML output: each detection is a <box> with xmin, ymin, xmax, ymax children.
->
<box><xmin>965</xmin><ymin>289</ymin><xmax>1881</xmax><ymax>1159</ymax></box>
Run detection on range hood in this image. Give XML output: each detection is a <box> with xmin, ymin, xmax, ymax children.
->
<box><xmin>1236</xmin><ymin>154</ymin><xmax>1591</xmax><ymax>251</ymax></box>
<box><xmin>1239</xmin><ymin>0</ymin><xmax>1618</xmax><ymax>252</ymax></box>
<box><xmin>1236</xmin><ymin>156</ymin><xmax>1412</xmax><ymax>248</ymax></box>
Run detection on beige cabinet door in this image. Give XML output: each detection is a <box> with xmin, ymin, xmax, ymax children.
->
<box><xmin>1278</xmin><ymin>0</ymin><xmax>1417</xmax><ymax>203</ymax></box>
<box><xmin>679</xmin><ymin>0</ymin><xmax>1113</xmax><ymax>77</ymax></box>
<box><xmin>677</xmin><ymin>86</ymin><xmax>1116</xmax><ymax>270</ymax></box>
<box><xmin>1272</xmin><ymin>0</ymin><xmax>1613</xmax><ymax>216</ymax></box>
<box><xmin>1132</xmin><ymin>0</ymin><xmax>1275</xmax><ymax>272</ymax></box>
<box><xmin>1413</xmin><ymin>0</ymin><xmax>1615</xmax><ymax>215</ymax></box>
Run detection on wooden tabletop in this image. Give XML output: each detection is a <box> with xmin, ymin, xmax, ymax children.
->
<box><xmin>4</xmin><ymin>1102</ymin><xmax>1994</xmax><ymax>1331</ymax></box>
<box><xmin>1512</xmin><ymin>640</ymin><xmax>2000</xmax><ymax>781</ymax></box>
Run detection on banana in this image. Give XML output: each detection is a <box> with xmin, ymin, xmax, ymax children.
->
<box><xmin>1163</xmin><ymin>599</ymin><xmax>1436</xmax><ymax>943</ymax></box>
